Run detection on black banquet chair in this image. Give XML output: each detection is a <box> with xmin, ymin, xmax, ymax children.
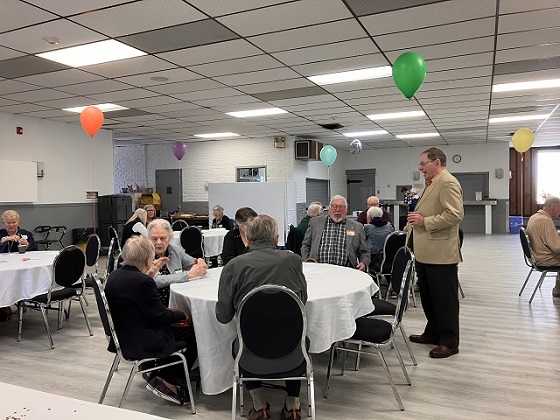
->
<box><xmin>172</xmin><ymin>219</ymin><xmax>189</xmax><ymax>231</ymax></box>
<box><xmin>34</xmin><ymin>225</ymin><xmax>67</xmax><ymax>250</ymax></box>
<box><xmin>373</xmin><ymin>231</ymin><xmax>407</xmax><ymax>292</ymax></box>
<box><xmin>232</xmin><ymin>285</ymin><xmax>316</xmax><ymax>420</ymax></box>
<box><xmin>180</xmin><ymin>227</ymin><xmax>204</xmax><ymax>259</ymax></box>
<box><xmin>518</xmin><ymin>227</ymin><xmax>560</xmax><ymax>303</ymax></box>
<box><xmin>91</xmin><ymin>274</ymin><xmax>196</xmax><ymax>412</ymax></box>
<box><xmin>17</xmin><ymin>245</ymin><xmax>92</xmax><ymax>349</ymax></box>
<box><xmin>324</xmin><ymin>260</ymin><xmax>415</xmax><ymax>411</ymax></box>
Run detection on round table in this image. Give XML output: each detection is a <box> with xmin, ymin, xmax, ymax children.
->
<box><xmin>169</xmin><ymin>262</ymin><xmax>377</xmax><ymax>395</ymax></box>
<box><xmin>0</xmin><ymin>251</ymin><xmax>59</xmax><ymax>306</ymax></box>
<box><xmin>172</xmin><ymin>228</ymin><xmax>227</xmax><ymax>257</ymax></box>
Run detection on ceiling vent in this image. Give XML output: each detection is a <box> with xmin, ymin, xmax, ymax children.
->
<box><xmin>295</xmin><ymin>139</ymin><xmax>323</xmax><ymax>160</ymax></box>
<box><xmin>319</xmin><ymin>123</ymin><xmax>343</xmax><ymax>130</ymax></box>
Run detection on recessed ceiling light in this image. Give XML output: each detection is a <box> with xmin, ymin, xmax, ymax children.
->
<box><xmin>226</xmin><ymin>108</ymin><xmax>288</xmax><ymax>118</ymax></box>
<box><xmin>308</xmin><ymin>66</ymin><xmax>392</xmax><ymax>85</ymax></box>
<box><xmin>43</xmin><ymin>37</ymin><xmax>60</xmax><ymax>45</ymax></box>
<box><xmin>37</xmin><ymin>39</ymin><xmax>146</xmax><ymax>67</ymax></box>
<box><xmin>62</xmin><ymin>103</ymin><xmax>128</xmax><ymax>113</ymax></box>
<box><xmin>493</xmin><ymin>79</ymin><xmax>560</xmax><ymax>92</ymax></box>
<box><xmin>367</xmin><ymin>110</ymin><xmax>425</xmax><ymax>120</ymax></box>
<box><xmin>194</xmin><ymin>132</ymin><xmax>240</xmax><ymax>138</ymax></box>
<box><xmin>150</xmin><ymin>76</ymin><xmax>169</xmax><ymax>82</ymax></box>
<box><xmin>342</xmin><ymin>130</ymin><xmax>387</xmax><ymax>137</ymax></box>
<box><xmin>489</xmin><ymin>114</ymin><xmax>550</xmax><ymax>123</ymax></box>
<box><xmin>397</xmin><ymin>133</ymin><xmax>440</xmax><ymax>139</ymax></box>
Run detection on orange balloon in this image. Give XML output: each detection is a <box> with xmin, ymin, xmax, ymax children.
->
<box><xmin>80</xmin><ymin>106</ymin><xmax>104</xmax><ymax>137</ymax></box>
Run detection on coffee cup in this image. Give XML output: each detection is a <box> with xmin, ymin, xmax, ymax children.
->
<box><xmin>18</xmin><ymin>244</ymin><xmax>26</xmax><ymax>254</ymax></box>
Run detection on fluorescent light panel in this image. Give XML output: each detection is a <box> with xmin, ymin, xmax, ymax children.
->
<box><xmin>62</xmin><ymin>103</ymin><xmax>128</xmax><ymax>113</ymax></box>
<box><xmin>367</xmin><ymin>110</ymin><xmax>425</xmax><ymax>120</ymax></box>
<box><xmin>37</xmin><ymin>39</ymin><xmax>146</xmax><ymax>67</ymax></box>
<box><xmin>226</xmin><ymin>108</ymin><xmax>287</xmax><ymax>118</ymax></box>
<box><xmin>308</xmin><ymin>66</ymin><xmax>392</xmax><ymax>85</ymax></box>
<box><xmin>194</xmin><ymin>132</ymin><xmax>240</xmax><ymax>138</ymax></box>
<box><xmin>397</xmin><ymin>133</ymin><xmax>440</xmax><ymax>139</ymax></box>
<box><xmin>343</xmin><ymin>130</ymin><xmax>387</xmax><ymax>137</ymax></box>
<box><xmin>493</xmin><ymin>78</ymin><xmax>560</xmax><ymax>92</ymax></box>
<box><xmin>489</xmin><ymin>114</ymin><xmax>550</xmax><ymax>123</ymax></box>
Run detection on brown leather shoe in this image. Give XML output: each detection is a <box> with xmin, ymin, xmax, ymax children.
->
<box><xmin>247</xmin><ymin>402</ymin><xmax>271</xmax><ymax>420</ymax></box>
<box><xmin>280</xmin><ymin>405</ymin><xmax>302</xmax><ymax>420</ymax></box>
<box><xmin>409</xmin><ymin>334</ymin><xmax>439</xmax><ymax>345</ymax></box>
<box><xmin>429</xmin><ymin>345</ymin><xmax>459</xmax><ymax>358</ymax></box>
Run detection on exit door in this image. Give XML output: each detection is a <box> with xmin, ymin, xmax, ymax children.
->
<box><xmin>156</xmin><ymin>169</ymin><xmax>183</xmax><ymax>212</ymax></box>
<box><xmin>346</xmin><ymin>169</ymin><xmax>376</xmax><ymax>214</ymax></box>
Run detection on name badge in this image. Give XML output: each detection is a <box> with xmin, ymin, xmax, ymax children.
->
<box><xmin>174</xmin><ymin>268</ymin><xmax>183</xmax><ymax>273</ymax></box>
<box><xmin>346</xmin><ymin>228</ymin><xmax>355</xmax><ymax>237</ymax></box>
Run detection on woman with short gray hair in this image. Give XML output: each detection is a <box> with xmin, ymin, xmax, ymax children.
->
<box><xmin>211</xmin><ymin>204</ymin><xmax>232</xmax><ymax>230</ymax></box>
<box><xmin>0</xmin><ymin>210</ymin><xmax>38</xmax><ymax>253</ymax></box>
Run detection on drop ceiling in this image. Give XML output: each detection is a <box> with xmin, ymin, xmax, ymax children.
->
<box><xmin>1</xmin><ymin>0</ymin><xmax>559</xmax><ymax>149</ymax></box>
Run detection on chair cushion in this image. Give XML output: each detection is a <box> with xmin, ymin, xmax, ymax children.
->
<box><xmin>535</xmin><ymin>265</ymin><xmax>560</xmax><ymax>272</ymax></box>
<box><xmin>28</xmin><ymin>288</ymin><xmax>76</xmax><ymax>304</ymax></box>
<box><xmin>352</xmin><ymin>317</ymin><xmax>393</xmax><ymax>344</ymax></box>
<box><xmin>363</xmin><ymin>298</ymin><xmax>396</xmax><ymax>316</ymax></box>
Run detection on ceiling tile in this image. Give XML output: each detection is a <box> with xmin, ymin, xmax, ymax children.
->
<box><xmin>85</xmin><ymin>88</ymin><xmax>160</xmax><ymax>103</ymax></box>
<box><xmin>70</xmin><ymin>0</ymin><xmax>206</xmax><ymax>38</ymax></box>
<box><xmin>16</xmin><ymin>69</ymin><xmax>103</xmax><ymax>88</ymax></box>
<box><xmin>189</xmin><ymin>55</ymin><xmax>284</xmax><ymax>77</ymax></box>
<box><xmin>237</xmin><ymin>78</ymin><xmax>315</xmax><ymax>94</ymax></box>
<box><xmin>56</xmin><ymin>79</ymin><xmax>132</xmax><ymax>95</ymax></box>
<box><xmin>499</xmin><ymin>7</ymin><xmax>560</xmax><ymax>34</ymax></box>
<box><xmin>185</xmin><ymin>0</ymin><xmax>291</xmax><ymax>17</ymax></box>
<box><xmin>3</xmin><ymin>88</ymin><xmax>71</xmax><ymax>102</ymax></box>
<box><xmin>116</xmin><ymin>68</ymin><xmax>201</xmax><ymax>87</ymax></box>
<box><xmin>28</xmin><ymin>0</ymin><xmax>132</xmax><ymax>16</ymax></box>
<box><xmin>0</xmin><ymin>0</ymin><xmax>57</xmax><ymax>32</ymax></box>
<box><xmin>149</xmin><ymin>79</ymin><xmax>223</xmax><ymax>95</ymax></box>
<box><xmin>84</xmin><ymin>56</ymin><xmax>177</xmax><ymax>79</ymax></box>
<box><xmin>0</xmin><ymin>46</ymin><xmax>26</xmax><ymax>61</ymax></box>
<box><xmin>214</xmin><ymin>67</ymin><xmax>301</xmax><ymax>86</ymax></box>
<box><xmin>217</xmin><ymin>0</ymin><xmax>353</xmax><ymax>37</ymax></box>
<box><xmin>0</xmin><ymin>56</ymin><xmax>69</xmax><ymax>79</ymax></box>
<box><xmin>0</xmin><ymin>80</ymin><xmax>41</xmax><ymax>95</ymax></box>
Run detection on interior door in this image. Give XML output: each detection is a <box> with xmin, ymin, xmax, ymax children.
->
<box><xmin>155</xmin><ymin>169</ymin><xmax>183</xmax><ymax>212</ymax></box>
<box><xmin>346</xmin><ymin>169</ymin><xmax>376</xmax><ymax>214</ymax></box>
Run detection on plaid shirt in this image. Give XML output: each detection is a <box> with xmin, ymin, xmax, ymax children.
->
<box><xmin>318</xmin><ymin>217</ymin><xmax>348</xmax><ymax>266</ymax></box>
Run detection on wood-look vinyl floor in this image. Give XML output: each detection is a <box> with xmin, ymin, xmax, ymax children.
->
<box><xmin>1</xmin><ymin>234</ymin><xmax>559</xmax><ymax>419</ymax></box>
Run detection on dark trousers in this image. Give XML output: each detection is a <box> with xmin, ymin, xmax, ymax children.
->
<box><xmin>416</xmin><ymin>261</ymin><xmax>460</xmax><ymax>348</ymax></box>
<box><xmin>154</xmin><ymin>325</ymin><xmax>198</xmax><ymax>385</ymax></box>
<box><xmin>245</xmin><ymin>379</ymin><xmax>301</xmax><ymax>397</ymax></box>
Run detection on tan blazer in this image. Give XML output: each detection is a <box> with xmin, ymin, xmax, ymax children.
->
<box><xmin>409</xmin><ymin>169</ymin><xmax>464</xmax><ymax>265</ymax></box>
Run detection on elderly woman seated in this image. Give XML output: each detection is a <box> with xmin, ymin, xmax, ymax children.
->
<box><xmin>147</xmin><ymin>219</ymin><xmax>207</xmax><ymax>306</ymax></box>
<box><xmin>364</xmin><ymin>206</ymin><xmax>395</xmax><ymax>272</ymax></box>
<box><xmin>0</xmin><ymin>210</ymin><xmax>37</xmax><ymax>253</ymax></box>
<box><xmin>104</xmin><ymin>235</ymin><xmax>197</xmax><ymax>405</ymax></box>
<box><xmin>211</xmin><ymin>205</ymin><xmax>232</xmax><ymax>230</ymax></box>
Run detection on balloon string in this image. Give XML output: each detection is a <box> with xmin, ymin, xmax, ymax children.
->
<box><xmin>92</xmin><ymin>136</ymin><xmax>97</xmax><ymax>235</ymax></box>
<box><xmin>327</xmin><ymin>166</ymin><xmax>331</xmax><ymax>200</ymax></box>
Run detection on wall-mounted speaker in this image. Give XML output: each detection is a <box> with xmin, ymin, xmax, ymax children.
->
<box><xmin>274</xmin><ymin>136</ymin><xmax>285</xmax><ymax>148</ymax></box>
<box><xmin>412</xmin><ymin>171</ymin><xmax>421</xmax><ymax>181</ymax></box>
<box><xmin>495</xmin><ymin>168</ymin><xmax>504</xmax><ymax>179</ymax></box>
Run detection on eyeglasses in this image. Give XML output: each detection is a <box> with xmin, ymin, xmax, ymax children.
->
<box><xmin>419</xmin><ymin>160</ymin><xmax>435</xmax><ymax>166</ymax></box>
<box><xmin>331</xmin><ymin>205</ymin><xmax>347</xmax><ymax>210</ymax></box>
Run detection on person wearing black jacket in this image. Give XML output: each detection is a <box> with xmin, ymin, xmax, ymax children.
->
<box><xmin>104</xmin><ymin>235</ymin><xmax>197</xmax><ymax>405</ymax></box>
<box><xmin>0</xmin><ymin>210</ymin><xmax>37</xmax><ymax>253</ymax></box>
<box><xmin>221</xmin><ymin>207</ymin><xmax>257</xmax><ymax>265</ymax></box>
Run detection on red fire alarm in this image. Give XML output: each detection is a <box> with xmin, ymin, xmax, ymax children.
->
<box><xmin>16</xmin><ymin>127</ymin><xmax>23</xmax><ymax>135</ymax></box>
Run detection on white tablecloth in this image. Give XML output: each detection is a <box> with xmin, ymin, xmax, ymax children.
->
<box><xmin>0</xmin><ymin>251</ymin><xmax>58</xmax><ymax>306</ymax></box>
<box><xmin>0</xmin><ymin>382</ymin><xmax>170</xmax><ymax>420</ymax></box>
<box><xmin>171</xmin><ymin>228</ymin><xmax>227</xmax><ymax>257</ymax></box>
<box><xmin>169</xmin><ymin>262</ymin><xmax>377</xmax><ymax>395</ymax></box>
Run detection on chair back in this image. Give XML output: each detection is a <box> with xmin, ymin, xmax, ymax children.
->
<box><xmin>389</xmin><ymin>246</ymin><xmax>414</xmax><ymax>296</ymax></box>
<box><xmin>53</xmin><ymin>245</ymin><xmax>86</xmax><ymax>288</ymax></box>
<box><xmin>172</xmin><ymin>219</ymin><xmax>189</xmax><ymax>231</ymax></box>
<box><xmin>459</xmin><ymin>227</ymin><xmax>464</xmax><ymax>248</ymax></box>
<box><xmin>51</xmin><ymin>226</ymin><xmax>67</xmax><ymax>243</ymax></box>
<box><xmin>393</xmin><ymin>260</ymin><xmax>414</xmax><ymax>329</ymax></box>
<box><xmin>379</xmin><ymin>231</ymin><xmax>407</xmax><ymax>274</ymax></box>
<box><xmin>519</xmin><ymin>227</ymin><xmax>536</xmax><ymax>267</ymax></box>
<box><xmin>85</xmin><ymin>234</ymin><xmax>101</xmax><ymax>268</ymax></box>
<box><xmin>34</xmin><ymin>225</ymin><xmax>52</xmax><ymax>239</ymax></box>
<box><xmin>91</xmin><ymin>273</ymin><xmax>124</xmax><ymax>358</ymax></box>
<box><xmin>180</xmin><ymin>226</ymin><xmax>204</xmax><ymax>258</ymax></box>
<box><xmin>108</xmin><ymin>226</ymin><xmax>121</xmax><ymax>252</ymax></box>
<box><xmin>285</xmin><ymin>224</ymin><xmax>303</xmax><ymax>256</ymax></box>
<box><xmin>235</xmin><ymin>285</ymin><xmax>308</xmax><ymax>376</ymax></box>
<box><xmin>105</xmin><ymin>238</ymin><xmax>120</xmax><ymax>279</ymax></box>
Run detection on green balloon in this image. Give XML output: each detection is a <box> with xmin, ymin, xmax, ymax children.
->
<box><xmin>320</xmin><ymin>145</ymin><xmax>337</xmax><ymax>167</ymax></box>
<box><xmin>392</xmin><ymin>52</ymin><xmax>427</xmax><ymax>99</ymax></box>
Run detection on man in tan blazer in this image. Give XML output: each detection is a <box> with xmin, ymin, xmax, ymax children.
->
<box><xmin>407</xmin><ymin>147</ymin><xmax>464</xmax><ymax>358</ymax></box>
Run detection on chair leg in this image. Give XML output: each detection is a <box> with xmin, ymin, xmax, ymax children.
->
<box><xmin>118</xmin><ymin>366</ymin><xmax>137</xmax><ymax>408</ymax></box>
<box><xmin>392</xmin><ymin>340</ymin><xmax>411</xmax><ymax>385</ymax></box>
<box><xmin>231</xmin><ymin>378</ymin><xmax>238</xmax><ymax>420</ymax></box>
<box><xmin>354</xmin><ymin>344</ymin><xmax>362</xmax><ymax>370</ymax></box>
<box><xmin>458</xmin><ymin>280</ymin><xmax>465</xmax><ymax>298</ymax></box>
<box><xmin>58</xmin><ymin>301</ymin><xmax>64</xmax><ymax>329</ymax></box>
<box><xmin>78</xmin><ymin>296</ymin><xmax>93</xmax><ymax>336</ymax></box>
<box><xmin>308</xmin><ymin>375</ymin><xmax>316</xmax><ymax>420</ymax></box>
<box><xmin>40</xmin><ymin>304</ymin><xmax>55</xmax><ymax>349</ymax></box>
<box><xmin>177</xmin><ymin>352</ymin><xmax>196</xmax><ymax>414</ymax></box>
<box><xmin>65</xmin><ymin>299</ymin><xmax>72</xmax><ymax>320</ymax></box>
<box><xmin>529</xmin><ymin>272</ymin><xmax>547</xmax><ymax>304</ymax></box>
<box><xmin>239</xmin><ymin>379</ymin><xmax>245</xmax><ymax>416</ymax></box>
<box><xmin>519</xmin><ymin>268</ymin><xmax>534</xmax><ymax>296</ymax></box>
<box><xmin>399</xmin><ymin>324</ymin><xmax>417</xmax><ymax>366</ymax></box>
<box><xmin>323</xmin><ymin>343</ymin><xmax>336</xmax><ymax>398</ymax></box>
<box><xmin>377</xmin><ymin>347</ymin><xmax>404</xmax><ymax>411</ymax></box>
<box><xmin>17</xmin><ymin>303</ymin><xmax>24</xmax><ymax>342</ymax></box>
<box><xmin>99</xmin><ymin>355</ymin><xmax>120</xmax><ymax>404</ymax></box>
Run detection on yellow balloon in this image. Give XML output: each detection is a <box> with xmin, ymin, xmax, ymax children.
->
<box><xmin>512</xmin><ymin>128</ymin><xmax>534</xmax><ymax>153</ymax></box>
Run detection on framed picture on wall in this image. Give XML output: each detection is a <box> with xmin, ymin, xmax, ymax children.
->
<box><xmin>236</xmin><ymin>166</ymin><xmax>267</xmax><ymax>182</ymax></box>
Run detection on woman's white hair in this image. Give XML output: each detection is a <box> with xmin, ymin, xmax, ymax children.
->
<box><xmin>367</xmin><ymin>206</ymin><xmax>383</xmax><ymax>219</ymax></box>
<box><xmin>121</xmin><ymin>235</ymin><xmax>154</xmax><ymax>268</ymax></box>
<box><xmin>1</xmin><ymin>210</ymin><xmax>19</xmax><ymax>222</ymax></box>
<box><xmin>147</xmin><ymin>218</ymin><xmax>173</xmax><ymax>237</ymax></box>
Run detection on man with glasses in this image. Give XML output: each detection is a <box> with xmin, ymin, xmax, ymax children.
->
<box><xmin>301</xmin><ymin>195</ymin><xmax>369</xmax><ymax>271</ymax></box>
<box><xmin>356</xmin><ymin>196</ymin><xmax>392</xmax><ymax>225</ymax></box>
<box><xmin>407</xmin><ymin>147</ymin><xmax>463</xmax><ymax>358</ymax></box>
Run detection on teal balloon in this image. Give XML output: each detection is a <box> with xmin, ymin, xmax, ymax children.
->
<box><xmin>392</xmin><ymin>52</ymin><xmax>427</xmax><ymax>99</ymax></box>
<box><xmin>320</xmin><ymin>145</ymin><xmax>337</xmax><ymax>167</ymax></box>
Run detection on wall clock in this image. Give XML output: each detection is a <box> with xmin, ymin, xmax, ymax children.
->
<box><xmin>452</xmin><ymin>154</ymin><xmax>461</xmax><ymax>163</ymax></box>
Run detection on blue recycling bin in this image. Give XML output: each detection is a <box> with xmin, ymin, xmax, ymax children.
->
<box><xmin>509</xmin><ymin>216</ymin><xmax>523</xmax><ymax>234</ymax></box>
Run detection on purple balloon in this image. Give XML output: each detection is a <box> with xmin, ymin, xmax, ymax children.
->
<box><xmin>172</xmin><ymin>141</ymin><xmax>186</xmax><ymax>160</ymax></box>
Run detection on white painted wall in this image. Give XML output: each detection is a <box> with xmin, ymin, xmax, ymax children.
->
<box><xmin>0</xmin><ymin>112</ymin><xmax>114</xmax><ymax>204</ymax></box>
<box><xmin>115</xmin><ymin>138</ymin><xmax>509</xmax><ymax>204</ymax></box>
<box><xmin>114</xmin><ymin>144</ymin><xmax>147</xmax><ymax>193</ymax></box>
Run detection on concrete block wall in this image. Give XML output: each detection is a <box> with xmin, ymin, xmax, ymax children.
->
<box><xmin>113</xmin><ymin>144</ymin><xmax>147</xmax><ymax>193</ymax></box>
